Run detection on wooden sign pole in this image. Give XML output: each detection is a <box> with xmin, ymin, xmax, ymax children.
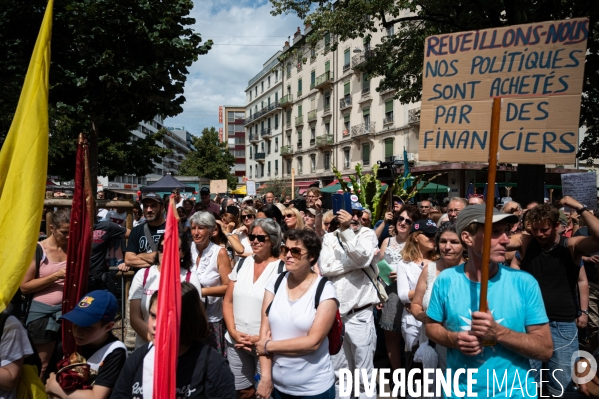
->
<box><xmin>291</xmin><ymin>168</ymin><xmax>295</xmax><ymax>199</ymax></box>
<box><xmin>479</xmin><ymin>97</ymin><xmax>501</xmax><ymax>313</ymax></box>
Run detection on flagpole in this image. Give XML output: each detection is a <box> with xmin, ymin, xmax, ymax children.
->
<box><xmin>480</xmin><ymin>98</ymin><xmax>501</xmax><ymax>314</ymax></box>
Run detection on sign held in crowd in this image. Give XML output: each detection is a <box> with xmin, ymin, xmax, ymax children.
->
<box><xmin>561</xmin><ymin>172</ymin><xmax>598</xmax><ymax>211</ymax></box>
<box><xmin>419</xmin><ymin>18</ymin><xmax>588</xmax><ymax>164</ymax></box>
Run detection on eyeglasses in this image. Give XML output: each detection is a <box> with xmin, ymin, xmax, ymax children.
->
<box><xmin>248</xmin><ymin>234</ymin><xmax>269</xmax><ymax>243</ymax></box>
<box><xmin>281</xmin><ymin>245</ymin><xmax>306</xmax><ymax>259</ymax></box>
<box><xmin>241</xmin><ymin>214</ymin><xmax>255</xmax><ymax>220</ymax></box>
<box><xmin>397</xmin><ymin>216</ymin><xmax>413</xmax><ymax>226</ymax></box>
<box><xmin>284</xmin><ymin>214</ymin><xmax>295</xmax><ymax>219</ymax></box>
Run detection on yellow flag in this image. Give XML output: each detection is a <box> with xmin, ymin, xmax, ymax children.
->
<box><xmin>0</xmin><ymin>0</ymin><xmax>53</xmax><ymax>312</ymax></box>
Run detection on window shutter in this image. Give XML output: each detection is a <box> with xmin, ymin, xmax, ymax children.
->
<box><xmin>344</xmin><ymin>82</ymin><xmax>350</xmax><ymax>95</ymax></box>
<box><xmin>325</xmin><ymin>61</ymin><xmax>330</xmax><ymax>72</ymax></box>
<box><xmin>385</xmin><ymin>100</ymin><xmax>393</xmax><ymax>113</ymax></box>
<box><xmin>363</xmin><ymin>107</ymin><xmax>370</xmax><ymax>116</ymax></box>
<box><xmin>385</xmin><ymin>139</ymin><xmax>394</xmax><ymax>158</ymax></box>
<box><xmin>344</xmin><ymin>114</ymin><xmax>350</xmax><ymax>122</ymax></box>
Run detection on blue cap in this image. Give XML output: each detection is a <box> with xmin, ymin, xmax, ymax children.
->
<box><xmin>61</xmin><ymin>290</ymin><xmax>118</xmax><ymax>327</ymax></box>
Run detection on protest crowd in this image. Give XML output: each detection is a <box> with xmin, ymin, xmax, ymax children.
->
<box><xmin>2</xmin><ymin>185</ymin><xmax>599</xmax><ymax>399</ymax></box>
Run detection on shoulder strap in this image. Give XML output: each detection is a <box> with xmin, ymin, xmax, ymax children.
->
<box><xmin>235</xmin><ymin>257</ymin><xmax>246</xmax><ymax>273</ymax></box>
<box><xmin>34</xmin><ymin>243</ymin><xmax>43</xmax><ymax>278</ymax></box>
<box><xmin>265</xmin><ymin>271</ymin><xmax>288</xmax><ymax>315</ymax></box>
<box><xmin>278</xmin><ymin>260</ymin><xmax>285</xmax><ymax>274</ymax></box>
<box><xmin>314</xmin><ymin>277</ymin><xmax>328</xmax><ymax>309</ymax></box>
<box><xmin>185</xmin><ymin>270</ymin><xmax>191</xmax><ymax>283</ymax></box>
<box><xmin>428</xmin><ymin>262</ymin><xmax>437</xmax><ymax>278</ymax></box>
<box><xmin>143</xmin><ymin>267</ymin><xmax>150</xmax><ymax>287</ymax></box>
<box><xmin>143</xmin><ymin>224</ymin><xmax>157</xmax><ymax>252</ymax></box>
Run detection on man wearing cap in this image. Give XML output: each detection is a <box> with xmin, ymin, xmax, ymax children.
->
<box><xmin>240</xmin><ymin>196</ymin><xmax>253</xmax><ymax>209</ymax></box>
<box><xmin>45</xmin><ymin>290</ymin><xmax>127</xmax><ymax>399</ymax></box>
<box><xmin>426</xmin><ymin>204</ymin><xmax>553</xmax><ymax>398</ymax></box>
<box><xmin>122</xmin><ymin>192</ymin><xmax>166</xmax><ymax>270</ymax></box>
<box><xmin>508</xmin><ymin>196</ymin><xmax>599</xmax><ymax>398</ymax></box>
<box><xmin>199</xmin><ymin>187</ymin><xmax>220</xmax><ymax>216</ymax></box>
<box><xmin>320</xmin><ymin>196</ymin><xmax>381</xmax><ymax>398</ymax></box>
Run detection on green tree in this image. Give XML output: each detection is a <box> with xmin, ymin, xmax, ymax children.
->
<box><xmin>271</xmin><ymin>0</ymin><xmax>599</xmax><ymax>204</ymax></box>
<box><xmin>259</xmin><ymin>178</ymin><xmax>290</xmax><ymax>199</ymax></box>
<box><xmin>0</xmin><ymin>0</ymin><xmax>212</xmax><ymax>182</ymax></box>
<box><xmin>179</xmin><ymin>127</ymin><xmax>237</xmax><ymax>189</ymax></box>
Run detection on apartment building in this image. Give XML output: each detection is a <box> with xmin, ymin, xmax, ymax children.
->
<box><xmin>222</xmin><ymin>106</ymin><xmax>247</xmax><ymax>184</ymax></box>
<box><xmin>244</xmin><ymin>52</ymin><xmax>285</xmax><ymax>185</ymax></box>
<box><xmin>102</xmin><ymin>116</ymin><xmax>193</xmax><ymax>191</ymax></box>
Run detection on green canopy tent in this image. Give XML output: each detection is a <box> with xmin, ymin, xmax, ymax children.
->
<box><xmin>413</xmin><ymin>182</ymin><xmax>451</xmax><ymax>194</ymax></box>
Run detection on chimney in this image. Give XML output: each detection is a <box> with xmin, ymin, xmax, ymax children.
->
<box><xmin>285</xmin><ymin>40</ymin><xmax>289</xmax><ymax>47</ymax></box>
<box><xmin>305</xmin><ymin>21</ymin><xmax>311</xmax><ymax>29</ymax></box>
<box><xmin>294</xmin><ymin>27</ymin><xmax>301</xmax><ymax>38</ymax></box>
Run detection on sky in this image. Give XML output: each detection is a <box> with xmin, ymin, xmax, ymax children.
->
<box><xmin>164</xmin><ymin>0</ymin><xmax>303</xmax><ymax>136</ymax></box>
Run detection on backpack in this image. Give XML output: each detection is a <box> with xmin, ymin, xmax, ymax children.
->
<box><xmin>0</xmin><ymin>314</ymin><xmax>45</xmax><ymax>399</ymax></box>
<box><xmin>266</xmin><ymin>272</ymin><xmax>344</xmax><ymax>355</ymax></box>
<box><xmin>235</xmin><ymin>257</ymin><xmax>285</xmax><ymax>274</ymax></box>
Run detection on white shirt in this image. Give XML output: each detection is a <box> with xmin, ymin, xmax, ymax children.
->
<box><xmin>0</xmin><ymin>316</ymin><xmax>33</xmax><ymax>399</ymax></box>
<box><xmin>266</xmin><ymin>274</ymin><xmax>337</xmax><ymax>396</ymax></box>
<box><xmin>319</xmin><ymin>227</ymin><xmax>379</xmax><ymax>316</ymax></box>
<box><xmin>129</xmin><ymin>265</ymin><xmax>202</xmax><ymax>348</ymax></box>
<box><xmin>191</xmin><ymin>242</ymin><xmax>223</xmax><ymax>323</ymax></box>
<box><xmin>396</xmin><ymin>260</ymin><xmax>425</xmax><ymax>350</ymax></box>
<box><xmin>225</xmin><ymin>258</ymin><xmax>283</xmax><ymax>342</ymax></box>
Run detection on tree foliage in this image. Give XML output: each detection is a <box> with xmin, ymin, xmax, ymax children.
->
<box><xmin>271</xmin><ymin>0</ymin><xmax>599</xmax><ymax>159</ymax></box>
<box><xmin>259</xmin><ymin>178</ymin><xmax>289</xmax><ymax>198</ymax></box>
<box><xmin>0</xmin><ymin>0</ymin><xmax>212</xmax><ymax>181</ymax></box>
<box><xmin>179</xmin><ymin>127</ymin><xmax>237</xmax><ymax>189</ymax></box>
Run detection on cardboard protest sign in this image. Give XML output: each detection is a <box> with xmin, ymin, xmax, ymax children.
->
<box><xmin>561</xmin><ymin>172</ymin><xmax>597</xmax><ymax>211</ymax></box>
<box><xmin>210</xmin><ymin>179</ymin><xmax>228</xmax><ymax>195</ymax></box>
<box><xmin>419</xmin><ymin>18</ymin><xmax>588</xmax><ymax>164</ymax></box>
<box><xmin>246</xmin><ymin>181</ymin><xmax>256</xmax><ymax>196</ymax></box>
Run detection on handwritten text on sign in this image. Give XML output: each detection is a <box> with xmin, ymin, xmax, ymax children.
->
<box><xmin>419</xmin><ymin>18</ymin><xmax>588</xmax><ymax>164</ymax></box>
<box><xmin>561</xmin><ymin>173</ymin><xmax>597</xmax><ymax>211</ymax></box>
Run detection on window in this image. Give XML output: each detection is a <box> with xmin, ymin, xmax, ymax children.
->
<box><xmin>228</xmin><ymin>125</ymin><xmax>235</xmax><ymax>135</ymax></box>
<box><xmin>324</xmin><ymin>33</ymin><xmax>331</xmax><ymax>50</ymax></box>
<box><xmin>287</xmin><ymin>85</ymin><xmax>291</xmax><ymax>94</ymax></box>
<box><xmin>362</xmin><ymin>73</ymin><xmax>370</xmax><ymax>94</ymax></box>
<box><xmin>255</xmin><ymin>86</ymin><xmax>258</xmax><ymax>96</ymax></box>
<box><xmin>343</xmin><ymin>148</ymin><xmax>350</xmax><ymax>168</ymax></box>
<box><xmin>275</xmin><ymin>160</ymin><xmax>279</xmax><ymax>175</ymax></box>
<box><xmin>275</xmin><ymin>92</ymin><xmax>278</xmax><ymax>103</ymax></box>
<box><xmin>387</xmin><ymin>26</ymin><xmax>394</xmax><ymax>37</ymax></box>
<box><xmin>297</xmin><ymin>129</ymin><xmax>303</xmax><ymax>148</ymax></box>
<box><xmin>362</xmin><ymin>143</ymin><xmax>370</xmax><ymax>165</ymax></box>
<box><xmin>298</xmin><ymin>157</ymin><xmax>303</xmax><ymax>175</ymax></box>
<box><xmin>261</xmin><ymin>81</ymin><xmax>264</xmax><ymax>92</ymax></box>
<box><xmin>267</xmin><ymin>141</ymin><xmax>271</xmax><ymax>154</ymax></box>
<box><xmin>298</xmin><ymin>78</ymin><xmax>303</xmax><ymax>96</ymax></box>
<box><xmin>261</xmin><ymin>164</ymin><xmax>264</xmax><ymax>177</ymax></box>
<box><xmin>324</xmin><ymin>91</ymin><xmax>331</xmax><ymax>112</ymax></box>
<box><xmin>235</xmin><ymin>124</ymin><xmax>244</xmax><ymax>132</ymax></box>
<box><xmin>275</xmin><ymin>137</ymin><xmax>279</xmax><ymax>152</ymax></box>
<box><xmin>228</xmin><ymin>111</ymin><xmax>235</xmax><ymax>122</ymax></box>
<box><xmin>311</xmin><ymin>127</ymin><xmax>316</xmax><ymax>141</ymax></box>
<box><xmin>343</xmin><ymin>114</ymin><xmax>350</xmax><ymax>134</ymax></box>
<box><xmin>267</xmin><ymin>118</ymin><xmax>271</xmax><ymax>129</ymax></box>
<box><xmin>249</xmin><ymin>146</ymin><xmax>253</xmax><ymax>159</ymax></box>
<box><xmin>384</xmin><ymin>138</ymin><xmax>394</xmax><ymax>160</ymax></box>
<box><xmin>363</xmin><ymin>107</ymin><xmax>370</xmax><ymax>125</ymax></box>
<box><xmin>310</xmin><ymin>70</ymin><xmax>316</xmax><ymax>88</ymax></box>
<box><xmin>310</xmin><ymin>154</ymin><xmax>316</xmax><ymax>172</ymax></box>
<box><xmin>298</xmin><ymin>104</ymin><xmax>303</xmax><ymax>116</ymax></box>
<box><xmin>250</xmin><ymin>165</ymin><xmax>252</xmax><ymax>178</ymax></box>
<box><xmin>344</xmin><ymin>49</ymin><xmax>350</xmax><ymax>69</ymax></box>
<box><xmin>385</xmin><ymin>100</ymin><xmax>393</xmax><ymax>123</ymax></box>
<box><xmin>274</xmin><ymin>70</ymin><xmax>278</xmax><ymax>82</ymax></box>
<box><xmin>261</xmin><ymin>121</ymin><xmax>264</xmax><ymax>132</ymax></box>
<box><xmin>268</xmin><ymin>76</ymin><xmax>271</xmax><ymax>88</ymax></box>
<box><xmin>286</xmin><ymin>63</ymin><xmax>292</xmax><ymax>77</ymax></box>
<box><xmin>286</xmin><ymin>134</ymin><xmax>291</xmax><ymax>145</ymax></box>
<box><xmin>325</xmin><ymin>122</ymin><xmax>330</xmax><ymax>135</ymax></box>
<box><xmin>268</xmin><ymin>161</ymin><xmax>271</xmax><ymax>176</ymax></box>
<box><xmin>274</xmin><ymin>115</ymin><xmax>279</xmax><ymax>129</ymax></box>
<box><xmin>235</xmin><ymin>137</ymin><xmax>245</xmax><ymax>145</ymax></box>
<box><xmin>364</xmin><ymin>38</ymin><xmax>371</xmax><ymax>51</ymax></box>
<box><xmin>325</xmin><ymin>61</ymin><xmax>330</xmax><ymax>72</ymax></box>
<box><xmin>310</xmin><ymin>47</ymin><xmax>316</xmax><ymax>60</ymax></box>
<box><xmin>344</xmin><ymin>81</ymin><xmax>350</xmax><ymax>97</ymax></box>
<box><xmin>324</xmin><ymin>151</ymin><xmax>331</xmax><ymax>170</ymax></box>
<box><xmin>249</xmin><ymin>91</ymin><xmax>252</xmax><ymax>101</ymax></box>
<box><xmin>286</xmin><ymin>109</ymin><xmax>292</xmax><ymax>125</ymax></box>
<box><xmin>287</xmin><ymin>159</ymin><xmax>292</xmax><ymax>174</ymax></box>
<box><xmin>261</xmin><ymin>141</ymin><xmax>264</xmax><ymax>152</ymax></box>
<box><xmin>261</xmin><ymin>101</ymin><xmax>264</xmax><ymax>110</ymax></box>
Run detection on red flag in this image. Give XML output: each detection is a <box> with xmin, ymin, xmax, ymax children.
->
<box><xmin>62</xmin><ymin>133</ymin><xmax>93</xmax><ymax>356</ymax></box>
<box><xmin>154</xmin><ymin>195</ymin><xmax>181</xmax><ymax>398</ymax></box>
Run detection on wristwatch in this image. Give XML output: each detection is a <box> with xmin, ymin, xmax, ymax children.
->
<box><xmin>579</xmin><ymin>205</ymin><xmax>589</xmax><ymax>214</ymax></box>
<box><xmin>580</xmin><ymin>309</ymin><xmax>589</xmax><ymax>315</ymax></box>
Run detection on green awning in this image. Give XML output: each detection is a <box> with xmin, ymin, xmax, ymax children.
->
<box><xmin>414</xmin><ymin>182</ymin><xmax>451</xmax><ymax>194</ymax></box>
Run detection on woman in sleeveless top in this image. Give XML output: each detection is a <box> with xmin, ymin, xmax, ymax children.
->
<box><xmin>411</xmin><ymin>222</ymin><xmax>466</xmax><ymax>370</ymax></box>
<box><xmin>20</xmin><ymin>208</ymin><xmax>70</xmax><ymax>379</ymax></box>
<box><xmin>189</xmin><ymin>211</ymin><xmax>232</xmax><ymax>357</ymax></box>
<box><xmin>377</xmin><ymin>205</ymin><xmax>421</xmax><ymax>373</ymax></box>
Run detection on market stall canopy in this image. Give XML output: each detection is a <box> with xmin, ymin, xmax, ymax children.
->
<box><xmin>230</xmin><ymin>186</ymin><xmax>247</xmax><ymax>195</ymax></box>
<box><xmin>140</xmin><ymin>174</ymin><xmax>194</xmax><ymax>192</ymax></box>
<box><xmin>413</xmin><ymin>182</ymin><xmax>450</xmax><ymax>194</ymax></box>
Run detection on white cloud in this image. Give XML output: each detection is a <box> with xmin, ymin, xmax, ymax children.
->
<box><xmin>164</xmin><ymin>0</ymin><xmax>302</xmax><ymax>136</ymax></box>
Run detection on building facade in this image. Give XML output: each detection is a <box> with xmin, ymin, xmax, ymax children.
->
<box><xmin>222</xmin><ymin>106</ymin><xmax>247</xmax><ymax>184</ymax></box>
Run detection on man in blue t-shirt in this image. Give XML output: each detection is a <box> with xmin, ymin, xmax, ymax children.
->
<box><xmin>426</xmin><ymin>205</ymin><xmax>553</xmax><ymax>398</ymax></box>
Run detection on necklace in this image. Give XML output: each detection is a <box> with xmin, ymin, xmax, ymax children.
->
<box><xmin>289</xmin><ymin>273</ymin><xmax>316</xmax><ymax>301</ymax></box>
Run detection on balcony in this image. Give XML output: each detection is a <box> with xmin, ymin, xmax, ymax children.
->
<box><xmin>409</xmin><ymin>107</ymin><xmax>421</xmax><ymax>125</ymax></box>
<box><xmin>314</xmin><ymin>71</ymin><xmax>334</xmax><ymax>90</ymax></box>
<box><xmin>281</xmin><ymin>145</ymin><xmax>294</xmax><ymax>156</ymax></box>
<box><xmin>383</xmin><ymin>115</ymin><xmax>394</xmax><ymax>125</ymax></box>
<box><xmin>352</xmin><ymin>49</ymin><xmax>375</xmax><ymax>69</ymax></box>
<box><xmin>280</xmin><ymin>94</ymin><xmax>293</xmax><ymax>108</ymax></box>
<box><xmin>316</xmin><ymin>134</ymin><xmax>334</xmax><ymax>148</ymax></box>
<box><xmin>255</xmin><ymin>152</ymin><xmax>266</xmax><ymax>162</ymax></box>
<box><xmin>295</xmin><ymin>115</ymin><xmax>304</xmax><ymax>126</ymax></box>
<box><xmin>339</xmin><ymin>97</ymin><xmax>352</xmax><ymax>111</ymax></box>
<box><xmin>261</xmin><ymin>128</ymin><xmax>273</xmax><ymax>139</ymax></box>
<box><xmin>351</xmin><ymin>122</ymin><xmax>376</xmax><ymax>137</ymax></box>
<box><xmin>249</xmin><ymin>133</ymin><xmax>260</xmax><ymax>143</ymax></box>
<box><xmin>309</xmin><ymin>138</ymin><xmax>316</xmax><ymax>147</ymax></box>
<box><xmin>343</xmin><ymin>62</ymin><xmax>351</xmax><ymax>72</ymax></box>
<box><xmin>362</xmin><ymin>86</ymin><xmax>371</xmax><ymax>97</ymax></box>
<box><xmin>244</xmin><ymin>101</ymin><xmax>280</xmax><ymax>126</ymax></box>
<box><xmin>307</xmin><ymin>110</ymin><xmax>317</xmax><ymax>123</ymax></box>
<box><xmin>297</xmin><ymin>140</ymin><xmax>303</xmax><ymax>150</ymax></box>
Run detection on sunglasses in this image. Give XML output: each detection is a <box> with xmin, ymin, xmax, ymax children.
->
<box><xmin>397</xmin><ymin>216</ymin><xmax>413</xmax><ymax>226</ymax></box>
<box><xmin>281</xmin><ymin>245</ymin><xmax>306</xmax><ymax>259</ymax></box>
<box><xmin>248</xmin><ymin>234</ymin><xmax>269</xmax><ymax>243</ymax></box>
<box><xmin>284</xmin><ymin>214</ymin><xmax>295</xmax><ymax>219</ymax></box>
<box><xmin>244</xmin><ymin>201</ymin><xmax>254</xmax><ymax>205</ymax></box>
<box><xmin>241</xmin><ymin>214</ymin><xmax>255</xmax><ymax>220</ymax></box>
<box><xmin>352</xmin><ymin>210</ymin><xmax>363</xmax><ymax>217</ymax></box>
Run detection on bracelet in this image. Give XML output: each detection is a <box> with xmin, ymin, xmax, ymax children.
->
<box><xmin>264</xmin><ymin>340</ymin><xmax>271</xmax><ymax>355</ymax></box>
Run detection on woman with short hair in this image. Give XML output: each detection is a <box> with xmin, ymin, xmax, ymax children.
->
<box><xmin>189</xmin><ymin>211</ymin><xmax>232</xmax><ymax>356</ymax></box>
<box><xmin>255</xmin><ymin>229</ymin><xmax>338</xmax><ymax>399</ymax></box>
<box><xmin>223</xmin><ymin>219</ymin><xmax>283</xmax><ymax>398</ymax></box>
